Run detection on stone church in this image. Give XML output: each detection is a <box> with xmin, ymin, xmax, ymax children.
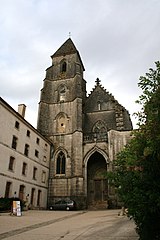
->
<box><xmin>37</xmin><ymin>38</ymin><xmax>133</xmax><ymax>209</ymax></box>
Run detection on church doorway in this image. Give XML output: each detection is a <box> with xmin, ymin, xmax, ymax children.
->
<box><xmin>87</xmin><ymin>152</ymin><xmax>108</xmax><ymax>208</ymax></box>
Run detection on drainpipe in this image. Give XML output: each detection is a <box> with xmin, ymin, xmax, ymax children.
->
<box><xmin>47</xmin><ymin>143</ymin><xmax>54</xmax><ymax>209</ymax></box>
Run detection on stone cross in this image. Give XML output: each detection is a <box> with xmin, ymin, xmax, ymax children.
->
<box><xmin>95</xmin><ymin>78</ymin><xmax>101</xmax><ymax>85</ymax></box>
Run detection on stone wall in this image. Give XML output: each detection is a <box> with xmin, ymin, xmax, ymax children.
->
<box><xmin>108</xmin><ymin>129</ymin><xmax>132</xmax><ymax>162</ymax></box>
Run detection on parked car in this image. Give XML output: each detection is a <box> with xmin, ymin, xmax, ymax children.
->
<box><xmin>49</xmin><ymin>199</ymin><xmax>77</xmax><ymax>211</ymax></box>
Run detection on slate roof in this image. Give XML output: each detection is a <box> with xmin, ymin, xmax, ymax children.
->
<box><xmin>51</xmin><ymin>38</ymin><xmax>85</xmax><ymax>70</ymax></box>
<box><xmin>51</xmin><ymin>38</ymin><xmax>77</xmax><ymax>57</ymax></box>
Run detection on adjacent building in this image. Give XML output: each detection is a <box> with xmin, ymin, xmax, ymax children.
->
<box><xmin>0</xmin><ymin>97</ymin><xmax>51</xmax><ymax>209</ymax></box>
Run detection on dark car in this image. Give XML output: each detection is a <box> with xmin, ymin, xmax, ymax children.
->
<box><xmin>49</xmin><ymin>199</ymin><xmax>76</xmax><ymax>211</ymax></box>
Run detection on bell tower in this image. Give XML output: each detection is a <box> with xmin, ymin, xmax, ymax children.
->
<box><xmin>37</xmin><ymin>38</ymin><xmax>86</xmax><ymax>136</ymax></box>
<box><xmin>37</xmin><ymin>38</ymin><xmax>87</xmax><ymax>206</ymax></box>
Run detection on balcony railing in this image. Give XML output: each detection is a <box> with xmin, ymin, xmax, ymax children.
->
<box><xmin>83</xmin><ymin>132</ymin><xmax>108</xmax><ymax>143</ymax></box>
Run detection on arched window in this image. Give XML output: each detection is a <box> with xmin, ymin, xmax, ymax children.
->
<box><xmin>92</xmin><ymin>120</ymin><xmax>108</xmax><ymax>141</ymax></box>
<box><xmin>60</xmin><ymin>59</ymin><xmax>67</xmax><ymax>73</ymax></box>
<box><xmin>61</xmin><ymin>61</ymin><xmax>67</xmax><ymax>72</ymax></box>
<box><xmin>97</xmin><ymin>101</ymin><xmax>101</xmax><ymax>110</ymax></box>
<box><xmin>56</xmin><ymin>113</ymin><xmax>67</xmax><ymax>133</ymax></box>
<box><xmin>56</xmin><ymin>151</ymin><xmax>66</xmax><ymax>174</ymax></box>
<box><xmin>93</xmin><ymin>120</ymin><xmax>107</xmax><ymax>133</ymax></box>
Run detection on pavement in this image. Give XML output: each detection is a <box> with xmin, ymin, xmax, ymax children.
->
<box><xmin>0</xmin><ymin>209</ymin><xmax>138</xmax><ymax>240</ymax></box>
<box><xmin>0</xmin><ymin>210</ymin><xmax>82</xmax><ymax>235</ymax></box>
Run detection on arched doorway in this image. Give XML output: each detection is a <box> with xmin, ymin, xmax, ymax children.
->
<box><xmin>87</xmin><ymin>151</ymin><xmax>108</xmax><ymax>208</ymax></box>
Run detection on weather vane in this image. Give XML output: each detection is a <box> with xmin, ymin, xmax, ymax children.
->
<box><xmin>69</xmin><ymin>32</ymin><xmax>71</xmax><ymax>38</ymax></box>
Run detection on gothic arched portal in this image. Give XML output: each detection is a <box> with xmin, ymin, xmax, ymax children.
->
<box><xmin>87</xmin><ymin>151</ymin><xmax>108</xmax><ymax>207</ymax></box>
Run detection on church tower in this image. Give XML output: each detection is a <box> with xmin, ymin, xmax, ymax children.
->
<box><xmin>37</xmin><ymin>38</ymin><xmax>87</xmax><ymax>206</ymax></box>
<box><xmin>37</xmin><ymin>38</ymin><xmax>133</xmax><ymax>209</ymax></box>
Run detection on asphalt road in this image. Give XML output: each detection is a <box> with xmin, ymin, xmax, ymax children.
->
<box><xmin>0</xmin><ymin>210</ymin><xmax>138</xmax><ymax>240</ymax></box>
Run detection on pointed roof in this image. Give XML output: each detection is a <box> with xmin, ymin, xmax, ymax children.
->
<box><xmin>51</xmin><ymin>38</ymin><xmax>77</xmax><ymax>58</ymax></box>
<box><xmin>51</xmin><ymin>38</ymin><xmax>85</xmax><ymax>70</ymax></box>
<box><xmin>88</xmin><ymin>78</ymin><xmax>125</xmax><ymax>109</ymax></box>
<box><xmin>88</xmin><ymin>79</ymin><xmax>114</xmax><ymax>100</ymax></box>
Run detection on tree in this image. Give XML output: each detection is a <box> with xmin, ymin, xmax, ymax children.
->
<box><xmin>110</xmin><ymin>61</ymin><xmax>160</xmax><ymax>239</ymax></box>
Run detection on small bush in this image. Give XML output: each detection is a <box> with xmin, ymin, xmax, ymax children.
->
<box><xmin>0</xmin><ymin>198</ymin><xmax>25</xmax><ymax>212</ymax></box>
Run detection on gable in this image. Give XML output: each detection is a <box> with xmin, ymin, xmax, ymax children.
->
<box><xmin>84</xmin><ymin>85</ymin><xmax>116</xmax><ymax>113</ymax></box>
<box><xmin>83</xmin><ymin>81</ymin><xmax>133</xmax><ymax>132</ymax></box>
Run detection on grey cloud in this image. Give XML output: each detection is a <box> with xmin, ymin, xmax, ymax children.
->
<box><xmin>0</xmin><ymin>0</ymin><xmax>160</xmax><ymax>129</ymax></box>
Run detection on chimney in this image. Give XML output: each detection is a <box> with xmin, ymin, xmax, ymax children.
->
<box><xmin>18</xmin><ymin>104</ymin><xmax>26</xmax><ymax>118</ymax></box>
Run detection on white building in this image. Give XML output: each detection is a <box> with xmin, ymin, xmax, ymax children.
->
<box><xmin>0</xmin><ymin>97</ymin><xmax>51</xmax><ymax>209</ymax></box>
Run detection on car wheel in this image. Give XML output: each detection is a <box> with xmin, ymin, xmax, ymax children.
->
<box><xmin>66</xmin><ymin>206</ymin><xmax>70</xmax><ymax>211</ymax></box>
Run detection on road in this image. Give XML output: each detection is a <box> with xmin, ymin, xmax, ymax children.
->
<box><xmin>0</xmin><ymin>210</ymin><xmax>138</xmax><ymax>240</ymax></box>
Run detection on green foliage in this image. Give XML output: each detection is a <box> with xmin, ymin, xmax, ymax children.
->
<box><xmin>110</xmin><ymin>62</ymin><xmax>160</xmax><ymax>239</ymax></box>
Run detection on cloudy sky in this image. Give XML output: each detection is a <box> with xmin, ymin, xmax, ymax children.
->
<box><xmin>0</xmin><ymin>0</ymin><xmax>160</xmax><ymax>129</ymax></box>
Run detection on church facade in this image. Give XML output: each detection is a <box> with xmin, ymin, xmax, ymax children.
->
<box><xmin>37</xmin><ymin>38</ymin><xmax>133</xmax><ymax>209</ymax></box>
